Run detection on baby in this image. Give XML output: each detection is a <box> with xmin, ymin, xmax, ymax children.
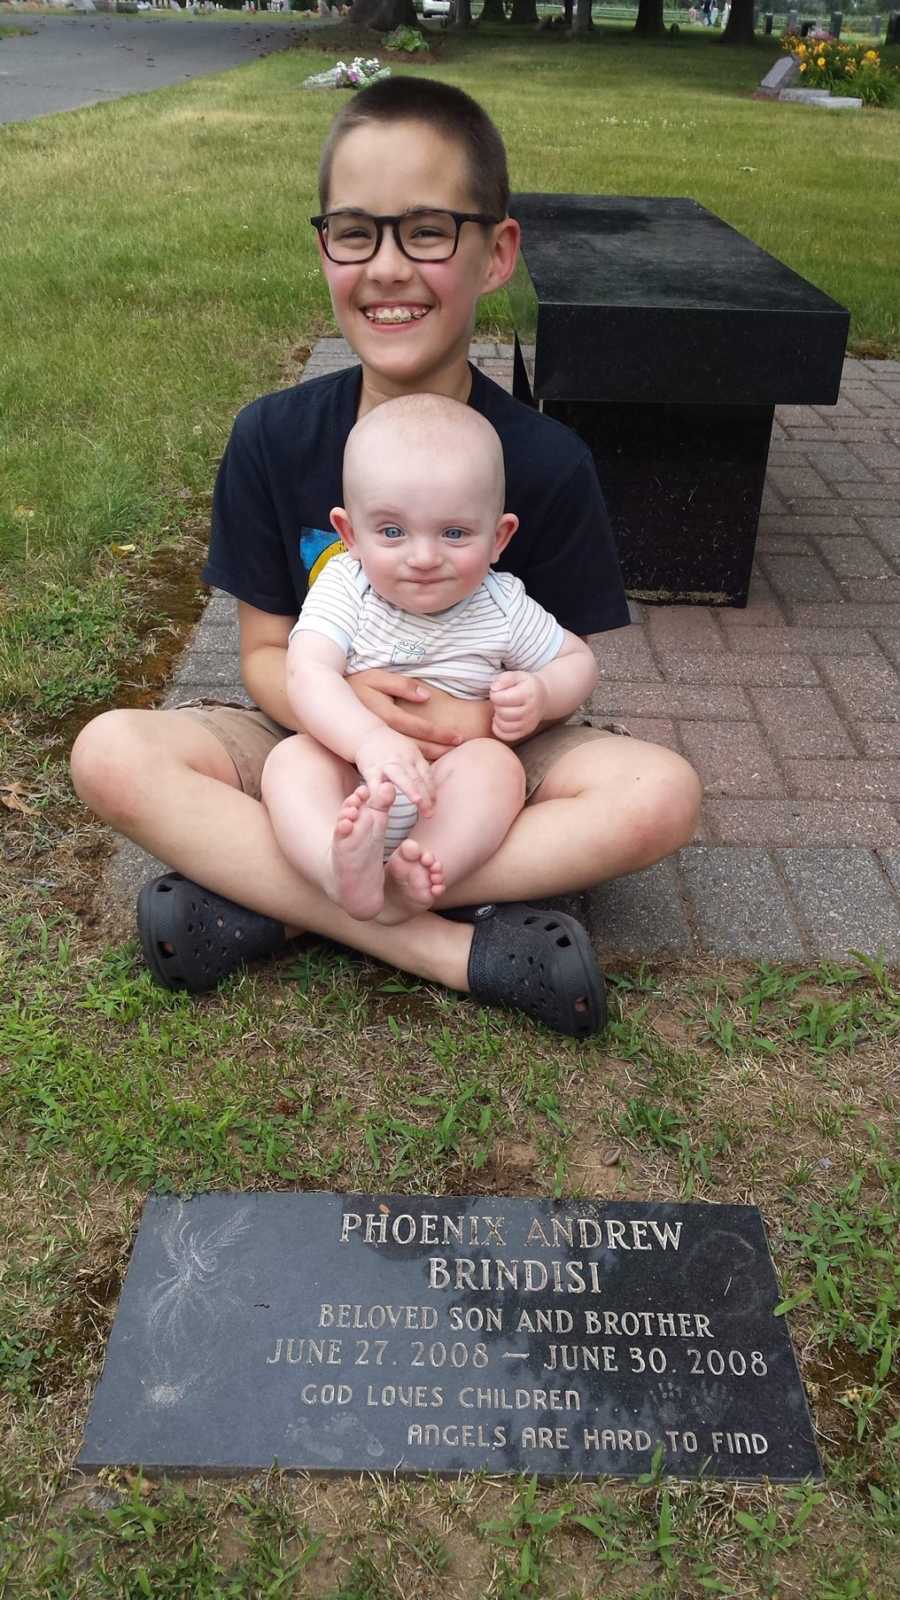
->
<box><xmin>260</xmin><ymin>394</ymin><xmax>599</xmax><ymax>924</ymax></box>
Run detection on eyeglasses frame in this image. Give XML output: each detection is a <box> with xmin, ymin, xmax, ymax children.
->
<box><xmin>309</xmin><ymin>207</ymin><xmax>503</xmax><ymax>264</ymax></box>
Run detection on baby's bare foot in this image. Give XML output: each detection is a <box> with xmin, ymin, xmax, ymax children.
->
<box><xmin>383</xmin><ymin>838</ymin><xmax>446</xmax><ymax>920</ymax></box>
<box><xmin>326</xmin><ymin>786</ymin><xmax>388</xmax><ymax>920</ymax></box>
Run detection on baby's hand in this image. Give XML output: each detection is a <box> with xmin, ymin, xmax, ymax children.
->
<box><xmin>354</xmin><ymin>727</ymin><xmax>436</xmax><ymax>815</ymax></box>
<box><xmin>489</xmin><ymin>671</ymin><xmax>548</xmax><ymax>743</ymax></box>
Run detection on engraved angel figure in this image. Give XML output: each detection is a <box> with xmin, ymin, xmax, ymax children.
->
<box><xmin>143</xmin><ymin>1203</ymin><xmax>253</xmax><ymax>1407</ymax></box>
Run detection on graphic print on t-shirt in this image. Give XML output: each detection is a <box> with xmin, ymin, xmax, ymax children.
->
<box><xmin>390</xmin><ymin>637</ymin><xmax>427</xmax><ymax>666</ymax></box>
<box><xmin>300</xmin><ymin>528</ymin><xmax>343</xmax><ymax>588</ymax></box>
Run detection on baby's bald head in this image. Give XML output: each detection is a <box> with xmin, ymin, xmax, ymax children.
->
<box><xmin>343</xmin><ymin>393</ymin><xmax>506</xmax><ymax>519</ymax></box>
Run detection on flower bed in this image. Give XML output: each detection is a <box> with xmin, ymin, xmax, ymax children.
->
<box><xmin>782</xmin><ymin>31</ymin><xmax>899</xmax><ymax>105</ymax></box>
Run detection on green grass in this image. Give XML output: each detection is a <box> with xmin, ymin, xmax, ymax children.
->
<box><xmin>1</xmin><ymin>31</ymin><xmax>899</xmax><ymax>1597</ymax></box>
<box><xmin>1</xmin><ymin>895</ymin><xmax>898</xmax><ymax>1595</ymax></box>
<box><xmin>1</xmin><ymin>26</ymin><xmax>899</xmax><ymax>721</ymax></box>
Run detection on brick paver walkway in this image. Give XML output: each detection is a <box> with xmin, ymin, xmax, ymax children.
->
<box><xmin>105</xmin><ymin>339</ymin><xmax>900</xmax><ymax>963</ymax></box>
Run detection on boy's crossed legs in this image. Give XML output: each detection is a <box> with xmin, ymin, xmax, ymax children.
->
<box><xmin>261</xmin><ymin>734</ymin><xmax>526</xmax><ymax>925</ymax></box>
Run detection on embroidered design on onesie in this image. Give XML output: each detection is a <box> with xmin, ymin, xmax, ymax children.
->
<box><xmin>391</xmin><ymin>638</ymin><xmax>427</xmax><ymax>665</ymax></box>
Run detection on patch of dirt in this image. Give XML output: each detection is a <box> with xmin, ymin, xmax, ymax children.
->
<box><xmin>804</xmin><ymin>1338</ymin><xmax>899</xmax><ymax>1463</ymax></box>
<box><xmin>478</xmin><ymin>1139</ymin><xmax>540</xmax><ymax>1190</ymax></box>
<box><xmin>36</xmin><ymin>1247</ymin><xmax>125</xmax><ymax>1398</ymax></box>
<box><xmin>566</xmin><ymin>1136</ymin><xmax>626</xmax><ymax>1196</ymax></box>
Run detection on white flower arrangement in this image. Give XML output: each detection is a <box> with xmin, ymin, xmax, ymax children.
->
<box><xmin>302</xmin><ymin>57</ymin><xmax>391</xmax><ymax>90</ymax></box>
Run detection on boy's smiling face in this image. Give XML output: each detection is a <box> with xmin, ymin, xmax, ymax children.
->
<box><xmin>318</xmin><ymin>119</ymin><xmax>519</xmax><ymax>410</ymax></box>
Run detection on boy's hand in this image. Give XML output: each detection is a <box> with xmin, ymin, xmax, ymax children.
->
<box><xmin>489</xmin><ymin>671</ymin><xmax>548</xmax><ymax>743</ymax></box>
<box><xmin>349</xmin><ymin>670</ymin><xmax>490</xmax><ymax>761</ymax></box>
<box><xmin>354</xmin><ymin>727</ymin><xmax>436</xmax><ymax>816</ymax></box>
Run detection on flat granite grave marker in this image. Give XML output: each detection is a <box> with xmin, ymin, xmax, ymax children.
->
<box><xmin>79</xmin><ymin>1194</ymin><xmax>822</xmax><ymax>1482</ymax></box>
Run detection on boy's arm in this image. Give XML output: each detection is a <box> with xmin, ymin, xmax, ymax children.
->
<box><xmin>239</xmin><ymin>605</ymin><xmax>299</xmax><ymax>730</ymax></box>
<box><xmin>490</xmin><ymin>632</ymin><xmax>598</xmax><ymax>744</ymax></box>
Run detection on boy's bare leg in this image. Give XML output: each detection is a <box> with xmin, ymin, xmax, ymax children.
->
<box><xmin>71</xmin><ymin>708</ymin><xmax>473</xmax><ymax>989</ymax></box>
<box><xmin>71</xmin><ymin>708</ymin><xmax>701</xmax><ymax>981</ymax></box>
<box><xmin>260</xmin><ymin>733</ymin><xmax>394</xmax><ymax>922</ymax></box>
<box><xmin>382</xmin><ymin>738</ymin><xmax>525</xmax><ymax>922</ymax></box>
<box><xmin>443</xmin><ymin>733</ymin><xmax>703</xmax><ymax>908</ymax></box>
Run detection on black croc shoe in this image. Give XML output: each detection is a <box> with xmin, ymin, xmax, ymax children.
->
<box><xmin>452</xmin><ymin>902</ymin><xmax>607</xmax><ymax>1038</ymax></box>
<box><xmin>137</xmin><ymin>872</ymin><xmax>286</xmax><ymax>993</ymax></box>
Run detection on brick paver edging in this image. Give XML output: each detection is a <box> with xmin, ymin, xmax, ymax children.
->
<box><xmin>104</xmin><ymin>339</ymin><xmax>900</xmax><ymax>962</ymax></box>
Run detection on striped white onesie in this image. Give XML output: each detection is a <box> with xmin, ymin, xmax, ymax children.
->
<box><xmin>290</xmin><ymin>554</ymin><xmax>565</xmax><ymax>854</ymax></box>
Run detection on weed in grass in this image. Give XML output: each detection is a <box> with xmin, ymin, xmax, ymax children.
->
<box><xmin>618</xmin><ymin>1097</ymin><xmax>686</xmax><ymax>1151</ymax></box>
<box><xmin>775</xmin><ymin>1138</ymin><xmax>899</xmax><ymax>1451</ymax></box>
<box><xmin>15</xmin><ymin>1478</ymin><xmax>327</xmax><ymax>1599</ymax></box>
<box><xmin>363</xmin><ymin>1077</ymin><xmax>500</xmax><ymax>1183</ymax></box>
<box><xmin>568</xmin><ymin>1487</ymin><xmax>636</xmax><ymax>1569</ymax></box>
<box><xmin>328</xmin><ymin>1550</ymin><xmax>394</xmax><ymax>1600</ymax></box>
<box><xmin>607</xmin><ymin>963</ymin><xmax>662</xmax><ymax>996</ymax></box>
<box><xmin>694</xmin><ymin>958</ymin><xmax>900</xmax><ymax>1063</ymax></box>
<box><xmin>481</xmin><ymin>1475</ymin><xmax>573</xmax><ymax>1599</ymax></box>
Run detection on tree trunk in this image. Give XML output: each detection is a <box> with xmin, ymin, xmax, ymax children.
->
<box><xmin>351</xmin><ymin>0</ymin><xmax>417</xmax><ymax>28</ymax></box>
<box><xmin>633</xmin><ymin>0</ymin><xmax>663</xmax><ymax>34</ymax></box>
<box><xmin>479</xmin><ymin>0</ymin><xmax>506</xmax><ymax>17</ymax></box>
<box><xmin>451</xmin><ymin>0</ymin><xmax>472</xmax><ymax>26</ymax></box>
<box><xmin>721</xmin><ymin>0</ymin><xmax>755</xmax><ymax>41</ymax></box>
<box><xmin>509</xmin><ymin>0</ymin><xmax>538</xmax><ymax>22</ymax></box>
<box><xmin>572</xmin><ymin>0</ymin><xmax>592</xmax><ymax>28</ymax></box>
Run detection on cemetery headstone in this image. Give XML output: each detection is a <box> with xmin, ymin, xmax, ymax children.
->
<box><xmin>787</xmin><ymin>7</ymin><xmax>799</xmax><ymax>27</ymax></box>
<box><xmin>830</xmin><ymin>10</ymin><xmax>842</xmax><ymax>32</ymax></box>
<box><xmin>872</xmin><ymin>12</ymin><xmax>881</xmax><ymax>32</ymax></box>
<box><xmin>79</xmin><ymin>1193</ymin><xmax>822</xmax><ymax>1482</ymax></box>
<box><xmin>764</xmin><ymin>10</ymin><xmax>773</xmax><ymax>29</ymax></box>
<box><xmin>757</xmin><ymin>50</ymin><xmax>800</xmax><ymax>95</ymax></box>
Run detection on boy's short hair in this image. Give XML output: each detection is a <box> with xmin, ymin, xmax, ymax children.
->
<box><xmin>318</xmin><ymin>77</ymin><xmax>510</xmax><ymax>221</ymax></box>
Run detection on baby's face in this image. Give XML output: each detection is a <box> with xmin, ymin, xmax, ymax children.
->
<box><xmin>335</xmin><ymin>431</ymin><xmax>514</xmax><ymax>615</ymax></box>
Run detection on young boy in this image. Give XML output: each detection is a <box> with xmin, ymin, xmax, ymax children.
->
<box><xmin>261</xmin><ymin>394</ymin><xmax>598</xmax><ymax>923</ymax></box>
<box><xmin>70</xmin><ymin>77</ymin><xmax>701</xmax><ymax>1036</ymax></box>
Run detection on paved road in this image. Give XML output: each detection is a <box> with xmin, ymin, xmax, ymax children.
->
<box><xmin>0</xmin><ymin>10</ymin><xmax>323</xmax><ymax>124</ymax></box>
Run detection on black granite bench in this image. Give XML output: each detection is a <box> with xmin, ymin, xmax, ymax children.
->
<box><xmin>507</xmin><ymin>195</ymin><xmax>849</xmax><ymax>606</ymax></box>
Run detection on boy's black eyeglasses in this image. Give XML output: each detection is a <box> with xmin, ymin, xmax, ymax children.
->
<box><xmin>310</xmin><ymin>208</ymin><xmax>501</xmax><ymax>264</ymax></box>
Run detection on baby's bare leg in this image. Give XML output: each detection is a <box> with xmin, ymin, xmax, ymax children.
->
<box><xmin>383</xmin><ymin>738</ymin><xmax>526</xmax><ymax>922</ymax></box>
<box><xmin>261</xmin><ymin>734</ymin><xmax>392</xmax><ymax>921</ymax></box>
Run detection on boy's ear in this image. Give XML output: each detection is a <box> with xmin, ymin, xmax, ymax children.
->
<box><xmin>492</xmin><ymin>512</ymin><xmax>518</xmax><ymax>560</ymax></box>
<box><xmin>480</xmin><ymin>217</ymin><xmax>520</xmax><ymax>297</ymax></box>
<box><xmin>330</xmin><ymin>506</ymin><xmax>356</xmax><ymax>550</ymax></box>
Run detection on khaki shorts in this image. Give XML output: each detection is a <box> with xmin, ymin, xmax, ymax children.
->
<box><xmin>175</xmin><ymin>699</ymin><xmax>629</xmax><ymax>803</ymax></box>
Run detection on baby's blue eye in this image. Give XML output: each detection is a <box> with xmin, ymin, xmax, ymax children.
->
<box><xmin>381</xmin><ymin>525</ymin><xmax>404</xmax><ymax>540</ymax></box>
<box><xmin>443</xmin><ymin>527</ymin><xmax>468</xmax><ymax>541</ymax></box>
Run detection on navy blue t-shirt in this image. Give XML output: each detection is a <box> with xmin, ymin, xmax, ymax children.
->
<box><xmin>203</xmin><ymin>364</ymin><xmax>630</xmax><ymax>637</ymax></box>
